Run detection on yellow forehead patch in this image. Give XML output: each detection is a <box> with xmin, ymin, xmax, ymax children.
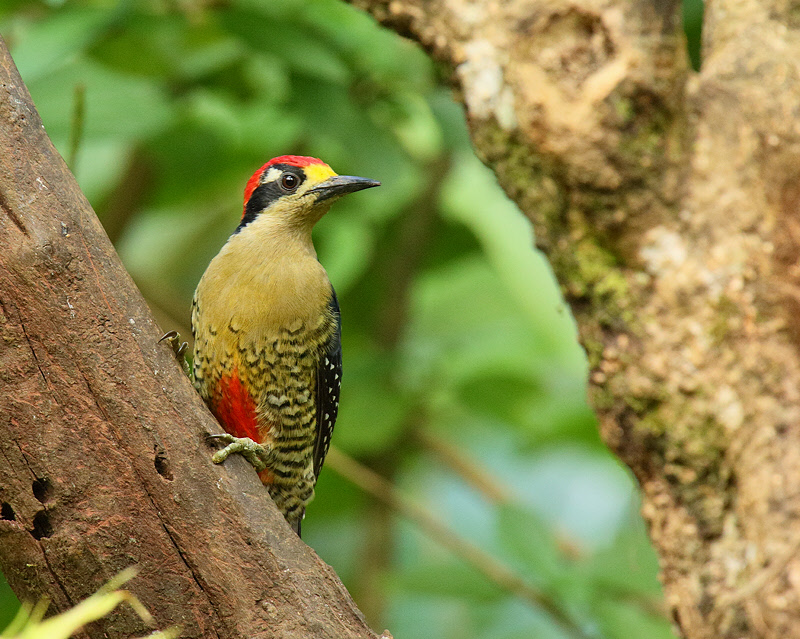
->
<box><xmin>304</xmin><ymin>162</ymin><xmax>337</xmax><ymax>185</ymax></box>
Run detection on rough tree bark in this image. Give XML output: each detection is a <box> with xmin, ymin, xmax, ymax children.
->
<box><xmin>348</xmin><ymin>0</ymin><xmax>800</xmax><ymax>638</ymax></box>
<box><xmin>0</xmin><ymin>38</ymin><xmax>385</xmax><ymax>639</ymax></box>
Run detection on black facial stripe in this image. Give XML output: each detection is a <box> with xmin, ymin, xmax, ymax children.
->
<box><xmin>236</xmin><ymin>165</ymin><xmax>307</xmax><ymax>233</ymax></box>
<box><xmin>238</xmin><ymin>182</ymin><xmax>283</xmax><ymax>231</ymax></box>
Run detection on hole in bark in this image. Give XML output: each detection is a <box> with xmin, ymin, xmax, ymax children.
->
<box><xmin>31</xmin><ymin>510</ymin><xmax>53</xmax><ymax>539</ymax></box>
<box><xmin>154</xmin><ymin>446</ymin><xmax>174</xmax><ymax>481</ymax></box>
<box><xmin>32</xmin><ymin>478</ymin><xmax>53</xmax><ymax>503</ymax></box>
<box><xmin>698</xmin><ymin>592</ymin><xmax>714</xmax><ymax>617</ymax></box>
<box><xmin>1</xmin><ymin>502</ymin><xmax>15</xmax><ymax>521</ymax></box>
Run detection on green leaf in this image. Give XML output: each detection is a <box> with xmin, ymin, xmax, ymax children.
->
<box><xmin>496</xmin><ymin>505</ymin><xmax>566</xmax><ymax>585</ymax></box>
<box><xmin>9</xmin><ymin>8</ymin><xmax>113</xmax><ymax>83</ymax></box>
<box><xmin>394</xmin><ymin>559</ymin><xmax>505</xmax><ymax>602</ymax></box>
<box><xmin>91</xmin><ymin>14</ymin><xmax>243</xmax><ymax>81</ymax></box>
<box><xmin>0</xmin><ymin>571</ymin><xmax>20</xmax><ymax>631</ymax></box>
<box><xmin>583</xmin><ymin>516</ymin><xmax>665</xmax><ymax>598</ymax></box>
<box><xmin>221</xmin><ymin>9</ymin><xmax>349</xmax><ymax>83</ymax></box>
<box><xmin>315</xmin><ymin>213</ymin><xmax>375</xmax><ymax>294</ymax></box>
<box><xmin>73</xmin><ymin>140</ymin><xmax>131</xmax><ymax>203</ymax></box>
<box><xmin>370</xmin><ymin>92</ymin><xmax>443</xmax><ymax>161</ymax></box>
<box><xmin>458</xmin><ymin>374</ymin><xmax>542</xmax><ymax>425</ymax></box>
<box><xmin>403</xmin><ymin>257</ymin><xmax>572</xmax><ymax>392</ymax></box>
<box><xmin>28</xmin><ymin>60</ymin><xmax>174</xmax><ymax>146</ymax></box>
<box><xmin>296</xmin><ymin>0</ymin><xmax>433</xmax><ymax>90</ymax></box>
<box><xmin>440</xmin><ymin>152</ymin><xmax>581</xmax><ymax>357</ymax></box>
<box><xmin>592</xmin><ymin>599</ymin><xmax>676</xmax><ymax>639</ymax></box>
<box><xmin>334</xmin><ymin>342</ymin><xmax>411</xmax><ymax>454</ymax></box>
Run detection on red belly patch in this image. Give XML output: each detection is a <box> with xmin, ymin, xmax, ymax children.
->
<box><xmin>212</xmin><ymin>369</ymin><xmax>260</xmax><ymax>442</ymax></box>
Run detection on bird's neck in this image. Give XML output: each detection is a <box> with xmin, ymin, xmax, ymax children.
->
<box><xmin>236</xmin><ymin>212</ymin><xmax>318</xmax><ymax>259</ymax></box>
<box><xmin>196</xmin><ymin>214</ymin><xmax>331</xmax><ymax>334</ymax></box>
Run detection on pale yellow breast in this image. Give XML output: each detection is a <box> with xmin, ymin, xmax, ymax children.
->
<box><xmin>191</xmin><ymin>215</ymin><xmax>333</xmax><ymax>395</ymax></box>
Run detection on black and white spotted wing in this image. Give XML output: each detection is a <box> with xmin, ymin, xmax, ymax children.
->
<box><xmin>313</xmin><ymin>289</ymin><xmax>342</xmax><ymax>479</ymax></box>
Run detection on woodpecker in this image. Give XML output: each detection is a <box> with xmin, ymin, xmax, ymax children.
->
<box><xmin>190</xmin><ymin>155</ymin><xmax>379</xmax><ymax>535</ymax></box>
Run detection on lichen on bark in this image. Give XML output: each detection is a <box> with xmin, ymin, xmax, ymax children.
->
<box><xmin>351</xmin><ymin>0</ymin><xmax>800</xmax><ymax>636</ymax></box>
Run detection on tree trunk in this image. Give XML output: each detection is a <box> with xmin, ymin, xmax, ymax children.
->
<box><xmin>349</xmin><ymin>0</ymin><xmax>800</xmax><ymax>637</ymax></box>
<box><xmin>0</xmin><ymin>36</ymin><xmax>383</xmax><ymax>639</ymax></box>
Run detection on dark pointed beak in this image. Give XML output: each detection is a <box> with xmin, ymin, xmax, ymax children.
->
<box><xmin>310</xmin><ymin>175</ymin><xmax>381</xmax><ymax>202</ymax></box>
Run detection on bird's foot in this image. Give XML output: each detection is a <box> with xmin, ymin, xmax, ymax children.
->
<box><xmin>208</xmin><ymin>434</ymin><xmax>273</xmax><ymax>473</ymax></box>
<box><xmin>159</xmin><ymin>330</ymin><xmax>191</xmax><ymax>377</ymax></box>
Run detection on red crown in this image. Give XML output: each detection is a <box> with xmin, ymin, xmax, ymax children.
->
<box><xmin>243</xmin><ymin>156</ymin><xmax>327</xmax><ymax>211</ymax></box>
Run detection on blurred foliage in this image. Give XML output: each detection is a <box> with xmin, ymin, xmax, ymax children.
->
<box><xmin>684</xmin><ymin>0</ymin><xmax>703</xmax><ymax>70</ymax></box>
<box><xmin>1</xmin><ymin>569</ymin><xmax>177</xmax><ymax>639</ymax></box>
<box><xmin>0</xmin><ymin>0</ymin><xmax>699</xmax><ymax>637</ymax></box>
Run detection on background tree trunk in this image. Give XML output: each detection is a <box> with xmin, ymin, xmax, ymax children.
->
<box><xmin>0</xmin><ymin>37</ymin><xmax>384</xmax><ymax>639</ymax></box>
<box><xmin>348</xmin><ymin>0</ymin><xmax>800</xmax><ymax>637</ymax></box>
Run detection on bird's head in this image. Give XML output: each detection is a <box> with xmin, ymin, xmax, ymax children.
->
<box><xmin>238</xmin><ymin>155</ymin><xmax>380</xmax><ymax>232</ymax></box>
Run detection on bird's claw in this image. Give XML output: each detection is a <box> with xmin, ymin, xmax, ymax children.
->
<box><xmin>207</xmin><ymin>434</ymin><xmax>273</xmax><ymax>473</ymax></box>
<box><xmin>159</xmin><ymin>330</ymin><xmax>191</xmax><ymax>377</ymax></box>
<box><xmin>159</xmin><ymin>330</ymin><xmax>188</xmax><ymax>357</ymax></box>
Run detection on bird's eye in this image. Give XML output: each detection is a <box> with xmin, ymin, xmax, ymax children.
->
<box><xmin>281</xmin><ymin>172</ymin><xmax>300</xmax><ymax>191</ymax></box>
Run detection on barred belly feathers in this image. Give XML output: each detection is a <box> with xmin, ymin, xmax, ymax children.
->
<box><xmin>191</xmin><ymin>156</ymin><xmax>379</xmax><ymax>534</ymax></box>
